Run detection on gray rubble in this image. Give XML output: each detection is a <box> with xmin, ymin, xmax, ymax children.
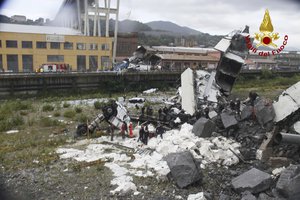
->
<box><xmin>192</xmin><ymin>117</ymin><xmax>215</xmax><ymax>138</ymax></box>
<box><xmin>220</xmin><ymin>111</ymin><xmax>238</xmax><ymax>129</ymax></box>
<box><xmin>231</xmin><ymin>168</ymin><xmax>272</xmax><ymax>194</ymax></box>
<box><xmin>165</xmin><ymin>151</ymin><xmax>202</xmax><ymax>188</ymax></box>
<box><xmin>276</xmin><ymin>165</ymin><xmax>300</xmax><ymax>199</ymax></box>
<box><xmin>254</xmin><ymin>98</ymin><xmax>275</xmax><ymax>126</ymax></box>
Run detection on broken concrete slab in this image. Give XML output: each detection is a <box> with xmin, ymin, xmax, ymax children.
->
<box><xmin>273</xmin><ymin>81</ymin><xmax>300</xmax><ymax>123</ymax></box>
<box><xmin>192</xmin><ymin>117</ymin><xmax>216</xmax><ymax>138</ymax></box>
<box><xmin>293</xmin><ymin>121</ymin><xmax>300</xmax><ymax>134</ymax></box>
<box><xmin>276</xmin><ymin>165</ymin><xmax>300</xmax><ymax>199</ymax></box>
<box><xmin>165</xmin><ymin>151</ymin><xmax>202</xmax><ymax>188</ymax></box>
<box><xmin>221</xmin><ymin>111</ymin><xmax>238</xmax><ymax>129</ymax></box>
<box><xmin>241</xmin><ymin>191</ymin><xmax>257</xmax><ymax>200</ymax></box>
<box><xmin>231</xmin><ymin>168</ymin><xmax>272</xmax><ymax>194</ymax></box>
<box><xmin>254</xmin><ymin>98</ymin><xmax>275</xmax><ymax>126</ymax></box>
<box><xmin>181</xmin><ymin>68</ymin><xmax>196</xmax><ymax>115</ymax></box>
<box><xmin>241</xmin><ymin>105</ymin><xmax>253</xmax><ymax>121</ymax></box>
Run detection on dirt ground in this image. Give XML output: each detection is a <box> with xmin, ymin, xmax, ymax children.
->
<box><xmin>0</xmin><ymin>89</ymin><xmax>289</xmax><ymax>200</ymax></box>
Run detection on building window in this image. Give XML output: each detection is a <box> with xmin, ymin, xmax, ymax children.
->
<box><xmin>101</xmin><ymin>44</ymin><xmax>109</xmax><ymax>51</ymax></box>
<box><xmin>77</xmin><ymin>43</ymin><xmax>86</xmax><ymax>50</ymax></box>
<box><xmin>36</xmin><ymin>41</ymin><xmax>46</xmax><ymax>49</ymax></box>
<box><xmin>22</xmin><ymin>41</ymin><xmax>33</xmax><ymax>48</ymax></box>
<box><xmin>101</xmin><ymin>56</ymin><xmax>110</xmax><ymax>70</ymax></box>
<box><xmin>89</xmin><ymin>43</ymin><xmax>98</xmax><ymax>50</ymax></box>
<box><xmin>7</xmin><ymin>55</ymin><xmax>19</xmax><ymax>72</ymax></box>
<box><xmin>50</xmin><ymin>42</ymin><xmax>60</xmax><ymax>49</ymax></box>
<box><xmin>77</xmin><ymin>55</ymin><xmax>86</xmax><ymax>71</ymax></box>
<box><xmin>89</xmin><ymin>56</ymin><xmax>98</xmax><ymax>71</ymax></box>
<box><xmin>6</xmin><ymin>40</ymin><xmax>18</xmax><ymax>48</ymax></box>
<box><xmin>22</xmin><ymin>55</ymin><xmax>33</xmax><ymax>72</ymax></box>
<box><xmin>64</xmin><ymin>42</ymin><xmax>73</xmax><ymax>50</ymax></box>
<box><xmin>47</xmin><ymin>55</ymin><xmax>64</xmax><ymax>62</ymax></box>
<box><xmin>0</xmin><ymin>40</ymin><xmax>2</xmax><ymax>48</ymax></box>
<box><xmin>0</xmin><ymin>55</ymin><xmax>3</xmax><ymax>71</ymax></box>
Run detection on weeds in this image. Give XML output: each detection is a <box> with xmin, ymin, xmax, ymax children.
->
<box><xmin>63</xmin><ymin>102</ymin><xmax>71</xmax><ymax>108</ymax></box>
<box><xmin>63</xmin><ymin>109</ymin><xmax>76</xmax><ymax>119</ymax></box>
<box><xmin>75</xmin><ymin>107</ymin><xmax>82</xmax><ymax>113</ymax></box>
<box><xmin>39</xmin><ymin>117</ymin><xmax>61</xmax><ymax>127</ymax></box>
<box><xmin>42</xmin><ymin>104</ymin><xmax>55</xmax><ymax>112</ymax></box>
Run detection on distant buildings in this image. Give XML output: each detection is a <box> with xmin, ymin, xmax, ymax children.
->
<box><xmin>145</xmin><ymin>46</ymin><xmax>220</xmax><ymax>71</ymax></box>
<box><xmin>11</xmin><ymin>15</ymin><xmax>26</xmax><ymax>22</ymax></box>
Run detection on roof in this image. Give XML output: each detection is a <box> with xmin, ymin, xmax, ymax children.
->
<box><xmin>157</xmin><ymin>54</ymin><xmax>219</xmax><ymax>62</ymax></box>
<box><xmin>250</xmin><ymin>58</ymin><xmax>277</xmax><ymax>64</ymax></box>
<box><xmin>0</xmin><ymin>23</ymin><xmax>82</xmax><ymax>36</ymax></box>
<box><xmin>146</xmin><ymin>46</ymin><xmax>217</xmax><ymax>54</ymax></box>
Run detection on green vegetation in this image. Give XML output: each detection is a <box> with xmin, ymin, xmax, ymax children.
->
<box><xmin>39</xmin><ymin>117</ymin><xmax>61</xmax><ymax>127</ymax></box>
<box><xmin>42</xmin><ymin>104</ymin><xmax>55</xmax><ymax>112</ymax></box>
<box><xmin>63</xmin><ymin>109</ymin><xmax>76</xmax><ymax>119</ymax></box>
<box><xmin>63</xmin><ymin>102</ymin><xmax>71</xmax><ymax>108</ymax></box>
<box><xmin>94</xmin><ymin>101</ymin><xmax>103</xmax><ymax>110</ymax></box>
<box><xmin>75</xmin><ymin>107</ymin><xmax>83</xmax><ymax>113</ymax></box>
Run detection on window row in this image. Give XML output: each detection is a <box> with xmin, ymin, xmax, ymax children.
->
<box><xmin>0</xmin><ymin>54</ymin><xmax>111</xmax><ymax>72</ymax></box>
<box><xmin>1</xmin><ymin>40</ymin><xmax>110</xmax><ymax>50</ymax></box>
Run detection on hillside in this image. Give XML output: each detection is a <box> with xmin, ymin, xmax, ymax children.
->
<box><xmin>146</xmin><ymin>21</ymin><xmax>202</xmax><ymax>35</ymax></box>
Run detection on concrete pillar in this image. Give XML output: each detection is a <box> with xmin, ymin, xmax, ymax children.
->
<box><xmin>76</xmin><ymin>0</ymin><xmax>82</xmax><ymax>31</ymax></box>
<box><xmin>105</xmin><ymin>0</ymin><xmax>110</xmax><ymax>37</ymax></box>
<box><xmin>93</xmin><ymin>0</ymin><xmax>97</xmax><ymax>36</ymax></box>
<box><xmin>84</xmin><ymin>0</ymin><xmax>88</xmax><ymax>35</ymax></box>
<box><xmin>112</xmin><ymin>0</ymin><xmax>120</xmax><ymax>67</ymax></box>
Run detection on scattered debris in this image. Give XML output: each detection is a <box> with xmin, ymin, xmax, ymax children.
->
<box><xmin>143</xmin><ymin>88</ymin><xmax>158</xmax><ymax>94</ymax></box>
<box><xmin>5</xmin><ymin>130</ymin><xmax>19</xmax><ymax>134</ymax></box>
<box><xmin>187</xmin><ymin>192</ymin><xmax>207</xmax><ymax>200</ymax></box>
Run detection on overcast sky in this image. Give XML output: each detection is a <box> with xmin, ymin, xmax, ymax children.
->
<box><xmin>1</xmin><ymin>0</ymin><xmax>300</xmax><ymax>48</ymax></box>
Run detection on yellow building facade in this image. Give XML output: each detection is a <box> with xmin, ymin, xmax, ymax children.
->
<box><xmin>0</xmin><ymin>23</ymin><xmax>113</xmax><ymax>72</ymax></box>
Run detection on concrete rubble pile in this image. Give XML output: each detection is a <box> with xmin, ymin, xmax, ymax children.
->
<box><xmin>69</xmin><ymin>27</ymin><xmax>300</xmax><ymax>199</ymax></box>
<box><xmin>132</xmin><ymin>27</ymin><xmax>300</xmax><ymax>198</ymax></box>
<box><xmin>113</xmin><ymin>46</ymin><xmax>161</xmax><ymax>72</ymax></box>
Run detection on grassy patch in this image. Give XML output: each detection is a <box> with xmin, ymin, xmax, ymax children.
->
<box><xmin>42</xmin><ymin>104</ymin><xmax>55</xmax><ymax>112</ymax></box>
<box><xmin>63</xmin><ymin>109</ymin><xmax>76</xmax><ymax>119</ymax></box>
<box><xmin>75</xmin><ymin>107</ymin><xmax>82</xmax><ymax>113</ymax></box>
<box><xmin>63</xmin><ymin>102</ymin><xmax>71</xmax><ymax>108</ymax></box>
<box><xmin>39</xmin><ymin>117</ymin><xmax>61</xmax><ymax>127</ymax></box>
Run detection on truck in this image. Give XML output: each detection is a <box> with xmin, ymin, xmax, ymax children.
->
<box><xmin>76</xmin><ymin>100</ymin><xmax>130</xmax><ymax>136</ymax></box>
<box><xmin>36</xmin><ymin>63</ymin><xmax>70</xmax><ymax>73</ymax></box>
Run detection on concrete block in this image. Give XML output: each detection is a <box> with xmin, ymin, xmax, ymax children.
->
<box><xmin>165</xmin><ymin>151</ymin><xmax>202</xmax><ymax>188</ymax></box>
<box><xmin>221</xmin><ymin>111</ymin><xmax>238</xmax><ymax>129</ymax></box>
<box><xmin>241</xmin><ymin>191</ymin><xmax>257</xmax><ymax>200</ymax></box>
<box><xmin>192</xmin><ymin>117</ymin><xmax>215</xmax><ymax>138</ymax></box>
<box><xmin>254</xmin><ymin>98</ymin><xmax>275</xmax><ymax>126</ymax></box>
<box><xmin>276</xmin><ymin>165</ymin><xmax>300</xmax><ymax>199</ymax></box>
<box><xmin>231</xmin><ymin>168</ymin><xmax>272</xmax><ymax>194</ymax></box>
<box><xmin>241</xmin><ymin>105</ymin><xmax>253</xmax><ymax>121</ymax></box>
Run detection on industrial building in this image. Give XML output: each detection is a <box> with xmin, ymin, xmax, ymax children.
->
<box><xmin>145</xmin><ymin>46</ymin><xmax>220</xmax><ymax>70</ymax></box>
<box><xmin>0</xmin><ymin>23</ymin><xmax>112</xmax><ymax>72</ymax></box>
<box><xmin>0</xmin><ymin>0</ymin><xmax>120</xmax><ymax>73</ymax></box>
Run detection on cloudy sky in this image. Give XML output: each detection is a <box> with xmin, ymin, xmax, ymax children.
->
<box><xmin>1</xmin><ymin>0</ymin><xmax>300</xmax><ymax>48</ymax></box>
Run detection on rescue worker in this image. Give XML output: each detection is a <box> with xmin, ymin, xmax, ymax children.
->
<box><xmin>129</xmin><ymin>122</ymin><xmax>133</xmax><ymax>138</ymax></box>
<box><xmin>144</xmin><ymin>125</ymin><xmax>149</xmax><ymax>145</ymax></box>
<box><xmin>120</xmin><ymin>123</ymin><xmax>126</xmax><ymax>139</ymax></box>
<box><xmin>138</xmin><ymin>124</ymin><xmax>145</xmax><ymax>143</ymax></box>
<box><xmin>110</xmin><ymin>124</ymin><xmax>114</xmax><ymax>141</ymax></box>
<box><xmin>156</xmin><ymin>123</ymin><xmax>165</xmax><ymax>139</ymax></box>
